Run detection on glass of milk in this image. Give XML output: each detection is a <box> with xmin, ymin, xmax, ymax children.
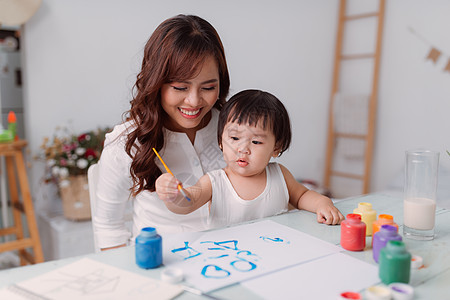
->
<box><xmin>403</xmin><ymin>150</ymin><xmax>439</xmax><ymax>240</ymax></box>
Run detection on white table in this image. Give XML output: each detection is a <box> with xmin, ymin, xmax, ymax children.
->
<box><xmin>0</xmin><ymin>193</ymin><xmax>449</xmax><ymax>299</ymax></box>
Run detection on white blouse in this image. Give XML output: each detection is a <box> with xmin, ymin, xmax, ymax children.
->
<box><xmin>93</xmin><ymin>109</ymin><xmax>225</xmax><ymax>249</ymax></box>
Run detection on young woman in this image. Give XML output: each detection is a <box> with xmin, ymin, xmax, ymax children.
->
<box><xmin>94</xmin><ymin>14</ymin><xmax>230</xmax><ymax>250</ymax></box>
<box><xmin>156</xmin><ymin>90</ymin><xmax>345</xmax><ymax>228</ymax></box>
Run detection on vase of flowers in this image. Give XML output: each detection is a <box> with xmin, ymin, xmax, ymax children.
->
<box><xmin>38</xmin><ymin>127</ymin><xmax>110</xmax><ymax>221</ymax></box>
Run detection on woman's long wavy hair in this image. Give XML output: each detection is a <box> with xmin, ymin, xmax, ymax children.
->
<box><xmin>125</xmin><ymin>15</ymin><xmax>230</xmax><ymax>196</ymax></box>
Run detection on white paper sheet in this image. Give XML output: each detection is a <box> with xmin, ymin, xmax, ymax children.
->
<box><xmin>163</xmin><ymin>220</ymin><xmax>342</xmax><ymax>293</ymax></box>
<box><xmin>242</xmin><ymin>252</ymin><xmax>380</xmax><ymax>300</ymax></box>
<box><xmin>2</xmin><ymin>258</ymin><xmax>182</xmax><ymax>300</ymax></box>
<box><xmin>0</xmin><ymin>288</ymin><xmax>30</xmax><ymax>300</ymax></box>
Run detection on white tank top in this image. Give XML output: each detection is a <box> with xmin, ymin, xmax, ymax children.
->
<box><xmin>207</xmin><ymin>162</ymin><xmax>289</xmax><ymax>229</ymax></box>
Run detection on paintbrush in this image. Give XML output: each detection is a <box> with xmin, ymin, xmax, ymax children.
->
<box><xmin>182</xmin><ymin>285</ymin><xmax>224</xmax><ymax>300</ymax></box>
<box><xmin>152</xmin><ymin>148</ymin><xmax>191</xmax><ymax>201</ymax></box>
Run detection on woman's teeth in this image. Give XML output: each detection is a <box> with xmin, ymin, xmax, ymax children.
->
<box><xmin>179</xmin><ymin>108</ymin><xmax>200</xmax><ymax>115</ymax></box>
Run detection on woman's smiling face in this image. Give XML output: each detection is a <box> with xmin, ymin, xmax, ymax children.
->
<box><xmin>160</xmin><ymin>55</ymin><xmax>220</xmax><ymax>134</ymax></box>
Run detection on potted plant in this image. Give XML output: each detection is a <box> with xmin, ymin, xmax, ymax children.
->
<box><xmin>38</xmin><ymin>127</ymin><xmax>110</xmax><ymax>221</ymax></box>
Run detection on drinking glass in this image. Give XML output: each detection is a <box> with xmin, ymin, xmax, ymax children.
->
<box><xmin>403</xmin><ymin>150</ymin><xmax>439</xmax><ymax>240</ymax></box>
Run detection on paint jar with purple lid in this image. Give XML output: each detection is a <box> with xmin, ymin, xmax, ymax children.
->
<box><xmin>373</xmin><ymin>224</ymin><xmax>402</xmax><ymax>263</ymax></box>
<box><xmin>135</xmin><ymin>227</ymin><xmax>162</xmax><ymax>269</ymax></box>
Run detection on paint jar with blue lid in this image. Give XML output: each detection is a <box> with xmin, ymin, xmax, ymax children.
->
<box><xmin>135</xmin><ymin>227</ymin><xmax>162</xmax><ymax>269</ymax></box>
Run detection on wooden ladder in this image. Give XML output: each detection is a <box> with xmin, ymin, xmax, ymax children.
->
<box><xmin>0</xmin><ymin>140</ymin><xmax>44</xmax><ymax>265</ymax></box>
<box><xmin>324</xmin><ymin>0</ymin><xmax>386</xmax><ymax>197</ymax></box>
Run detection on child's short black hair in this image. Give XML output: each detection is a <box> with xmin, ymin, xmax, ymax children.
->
<box><xmin>218</xmin><ymin>89</ymin><xmax>291</xmax><ymax>156</ymax></box>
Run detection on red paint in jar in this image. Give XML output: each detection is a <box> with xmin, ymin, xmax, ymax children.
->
<box><xmin>340</xmin><ymin>213</ymin><xmax>366</xmax><ymax>251</ymax></box>
<box><xmin>339</xmin><ymin>291</ymin><xmax>362</xmax><ymax>299</ymax></box>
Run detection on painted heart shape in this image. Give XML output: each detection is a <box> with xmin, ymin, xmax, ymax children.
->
<box><xmin>201</xmin><ymin>264</ymin><xmax>231</xmax><ymax>278</ymax></box>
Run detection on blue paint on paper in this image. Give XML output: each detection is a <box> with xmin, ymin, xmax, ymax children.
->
<box><xmin>260</xmin><ymin>236</ymin><xmax>291</xmax><ymax>245</ymax></box>
<box><xmin>171</xmin><ymin>241</ymin><xmax>202</xmax><ymax>260</ymax></box>
<box><xmin>170</xmin><ymin>235</ymin><xmax>289</xmax><ymax>280</ymax></box>
<box><xmin>201</xmin><ymin>240</ymin><xmax>239</xmax><ymax>250</ymax></box>
<box><xmin>208</xmin><ymin>254</ymin><xmax>229</xmax><ymax>259</ymax></box>
<box><xmin>260</xmin><ymin>236</ymin><xmax>283</xmax><ymax>242</ymax></box>
<box><xmin>201</xmin><ymin>264</ymin><xmax>231</xmax><ymax>278</ymax></box>
<box><xmin>236</xmin><ymin>250</ymin><xmax>260</xmax><ymax>262</ymax></box>
<box><xmin>230</xmin><ymin>257</ymin><xmax>257</xmax><ymax>272</ymax></box>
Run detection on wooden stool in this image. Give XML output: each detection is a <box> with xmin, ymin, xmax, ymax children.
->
<box><xmin>0</xmin><ymin>140</ymin><xmax>44</xmax><ymax>265</ymax></box>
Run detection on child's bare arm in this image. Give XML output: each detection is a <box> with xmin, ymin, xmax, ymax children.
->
<box><xmin>155</xmin><ymin>173</ymin><xmax>212</xmax><ymax>214</ymax></box>
<box><xmin>279</xmin><ymin>164</ymin><xmax>344</xmax><ymax>225</ymax></box>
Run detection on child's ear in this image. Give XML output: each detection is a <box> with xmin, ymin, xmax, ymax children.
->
<box><xmin>272</xmin><ymin>147</ymin><xmax>281</xmax><ymax>158</ymax></box>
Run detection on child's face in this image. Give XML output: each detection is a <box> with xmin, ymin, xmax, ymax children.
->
<box><xmin>221</xmin><ymin>120</ymin><xmax>279</xmax><ymax>177</ymax></box>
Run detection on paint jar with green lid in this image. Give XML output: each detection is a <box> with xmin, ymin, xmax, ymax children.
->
<box><xmin>379</xmin><ymin>240</ymin><xmax>411</xmax><ymax>284</ymax></box>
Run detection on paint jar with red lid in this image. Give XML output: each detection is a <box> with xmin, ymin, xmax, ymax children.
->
<box><xmin>340</xmin><ymin>213</ymin><xmax>366</xmax><ymax>251</ymax></box>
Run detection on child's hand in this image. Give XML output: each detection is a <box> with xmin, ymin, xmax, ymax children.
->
<box><xmin>155</xmin><ymin>173</ymin><xmax>181</xmax><ymax>202</ymax></box>
<box><xmin>316</xmin><ymin>204</ymin><xmax>345</xmax><ymax>225</ymax></box>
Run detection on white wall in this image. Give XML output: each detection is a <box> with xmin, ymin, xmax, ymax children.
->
<box><xmin>21</xmin><ymin>0</ymin><xmax>450</xmax><ymax>202</ymax></box>
<box><xmin>373</xmin><ymin>1</ymin><xmax>450</xmax><ymax>195</ymax></box>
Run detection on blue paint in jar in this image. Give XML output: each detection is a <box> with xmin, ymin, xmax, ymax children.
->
<box><xmin>135</xmin><ymin>227</ymin><xmax>162</xmax><ymax>269</ymax></box>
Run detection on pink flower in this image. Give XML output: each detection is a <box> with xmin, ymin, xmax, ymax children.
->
<box><xmin>62</xmin><ymin>144</ymin><xmax>72</xmax><ymax>152</ymax></box>
<box><xmin>62</xmin><ymin>142</ymin><xmax>77</xmax><ymax>152</ymax></box>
